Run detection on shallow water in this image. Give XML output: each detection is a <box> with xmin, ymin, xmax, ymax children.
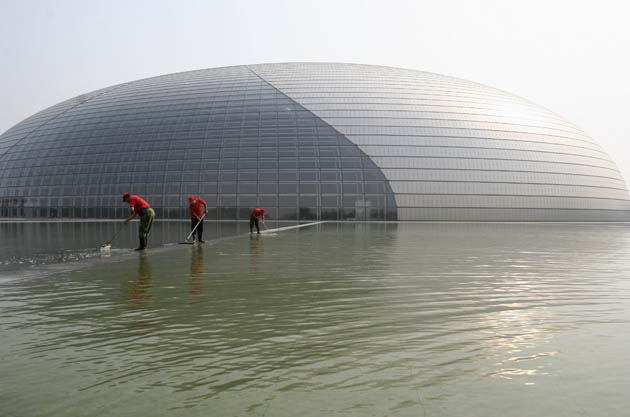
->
<box><xmin>0</xmin><ymin>221</ymin><xmax>281</xmax><ymax>274</ymax></box>
<box><xmin>1</xmin><ymin>222</ymin><xmax>629</xmax><ymax>416</ymax></box>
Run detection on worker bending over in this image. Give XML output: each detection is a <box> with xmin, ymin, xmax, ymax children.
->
<box><xmin>250</xmin><ymin>208</ymin><xmax>266</xmax><ymax>234</ymax></box>
<box><xmin>122</xmin><ymin>193</ymin><xmax>155</xmax><ymax>251</ymax></box>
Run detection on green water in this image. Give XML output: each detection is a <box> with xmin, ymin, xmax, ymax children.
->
<box><xmin>1</xmin><ymin>222</ymin><xmax>629</xmax><ymax>416</ymax></box>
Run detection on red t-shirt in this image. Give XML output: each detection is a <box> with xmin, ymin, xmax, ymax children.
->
<box><xmin>129</xmin><ymin>195</ymin><xmax>150</xmax><ymax>213</ymax></box>
<box><xmin>189</xmin><ymin>198</ymin><xmax>207</xmax><ymax>219</ymax></box>
<box><xmin>251</xmin><ymin>208</ymin><xmax>266</xmax><ymax>218</ymax></box>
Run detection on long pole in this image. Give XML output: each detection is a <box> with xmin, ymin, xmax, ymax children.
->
<box><xmin>102</xmin><ymin>223</ymin><xmax>126</xmax><ymax>248</ymax></box>
<box><xmin>186</xmin><ymin>214</ymin><xmax>206</xmax><ymax>241</ymax></box>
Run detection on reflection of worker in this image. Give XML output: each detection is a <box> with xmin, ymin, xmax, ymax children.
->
<box><xmin>122</xmin><ymin>193</ymin><xmax>156</xmax><ymax>251</ymax></box>
<box><xmin>190</xmin><ymin>245</ymin><xmax>203</xmax><ymax>297</ymax></box>
<box><xmin>249</xmin><ymin>233</ymin><xmax>265</xmax><ymax>274</ymax></box>
<box><xmin>250</xmin><ymin>208</ymin><xmax>266</xmax><ymax>234</ymax></box>
<box><xmin>128</xmin><ymin>254</ymin><xmax>151</xmax><ymax>311</ymax></box>
<box><xmin>188</xmin><ymin>196</ymin><xmax>208</xmax><ymax>243</ymax></box>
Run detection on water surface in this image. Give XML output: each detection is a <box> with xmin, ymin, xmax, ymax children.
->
<box><xmin>1</xmin><ymin>222</ymin><xmax>629</xmax><ymax>416</ymax></box>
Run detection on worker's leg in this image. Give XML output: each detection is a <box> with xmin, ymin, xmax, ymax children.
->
<box><xmin>197</xmin><ymin>219</ymin><xmax>204</xmax><ymax>242</ymax></box>
<box><xmin>137</xmin><ymin>209</ymin><xmax>155</xmax><ymax>250</ymax></box>
<box><xmin>191</xmin><ymin>218</ymin><xmax>198</xmax><ymax>239</ymax></box>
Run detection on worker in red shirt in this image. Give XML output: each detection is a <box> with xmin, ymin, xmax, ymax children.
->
<box><xmin>122</xmin><ymin>193</ymin><xmax>155</xmax><ymax>251</ymax></box>
<box><xmin>250</xmin><ymin>208</ymin><xmax>266</xmax><ymax>234</ymax></box>
<box><xmin>188</xmin><ymin>196</ymin><xmax>208</xmax><ymax>243</ymax></box>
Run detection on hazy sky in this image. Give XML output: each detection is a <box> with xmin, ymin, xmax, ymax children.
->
<box><xmin>2</xmin><ymin>0</ymin><xmax>629</xmax><ymax>181</ymax></box>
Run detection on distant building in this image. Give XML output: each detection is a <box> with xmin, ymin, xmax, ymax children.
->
<box><xmin>1</xmin><ymin>63</ymin><xmax>628</xmax><ymax>221</ymax></box>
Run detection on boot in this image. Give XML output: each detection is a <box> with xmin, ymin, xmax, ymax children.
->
<box><xmin>198</xmin><ymin>232</ymin><xmax>204</xmax><ymax>243</ymax></box>
<box><xmin>135</xmin><ymin>237</ymin><xmax>147</xmax><ymax>251</ymax></box>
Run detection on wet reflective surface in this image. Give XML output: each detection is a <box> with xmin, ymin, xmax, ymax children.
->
<box><xmin>1</xmin><ymin>222</ymin><xmax>629</xmax><ymax>416</ymax></box>
<box><xmin>0</xmin><ymin>221</ymin><xmax>285</xmax><ymax>274</ymax></box>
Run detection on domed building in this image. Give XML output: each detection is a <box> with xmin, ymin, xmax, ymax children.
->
<box><xmin>1</xmin><ymin>63</ymin><xmax>628</xmax><ymax>221</ymax></box>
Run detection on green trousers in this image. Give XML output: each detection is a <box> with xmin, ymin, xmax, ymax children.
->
<box><xmin>139</xmin><ymin>208</ymin><xmax>155</xmax><ymax>240</ymax></box>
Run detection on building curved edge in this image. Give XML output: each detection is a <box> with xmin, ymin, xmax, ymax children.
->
<box><xmin>1</xmin><ymin>62</ymin><xmax>629</xmax><ymax>221</ymax></box>
<box><xmin>249</xmin><ymin>63</ymin><xmax>630</xmax><ymax>221</ymax></box>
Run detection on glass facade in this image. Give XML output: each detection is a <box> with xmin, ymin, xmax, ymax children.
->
<box><xmin>251</xmin><ymin>63</ymin><xmax>630</xmax><ymax>221</ymax></box>
<box><xmin>0</xmin><ymin>63</ymin><xmax>628</xmax><ymax>221</ymax></box>
<box><xmin>0</xmin><ymin>66</ymin><xmax>396</xmax><ymax>220</ymax></box>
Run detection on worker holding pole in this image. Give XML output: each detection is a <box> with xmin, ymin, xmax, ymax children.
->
<box><xmin>188</xmin><ymin>196</ymin><xmax>208</xmax><ymax>243</ymax></box>
<box><xmin>122</xmin><ymin>193</ymin><xmax>155</xmax><ymax>251</ymax></box>
<box><xmin>250</xmin><ymin>208</ymin><xmax>266</xmax><ymax>234</ymax></box>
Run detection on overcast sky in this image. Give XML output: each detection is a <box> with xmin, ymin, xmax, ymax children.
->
<box><xmin>1</xmin><ymin>0</ymin><xmax>629</xmax><ymax>182</ymax></box>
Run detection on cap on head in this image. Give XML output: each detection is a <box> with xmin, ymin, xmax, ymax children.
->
<box><xmin>122</xmin><ymin>192</ymin><xmax>130</xmax><ymax>201</ymax></box>
<box><xmin>188</xmin><ymin>196</ymin><xmax>194</xmax><ymax>202</ymax></box>
<box><xmin>261</xmin><ymin>209</ymin><xmax>266</xmax><ymax>215</ymax></box>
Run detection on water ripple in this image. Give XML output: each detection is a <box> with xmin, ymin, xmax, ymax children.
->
<box><xmin>2</xmin><ymin>223</ymin><xmax>630</xmax><ymax>416</ymax></box>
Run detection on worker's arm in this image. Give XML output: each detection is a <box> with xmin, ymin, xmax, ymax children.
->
<box><xmin>124</xmin><ymin>208</ymin><xmax>138</xmax><ymax>224</ymax></box>
<box><xmin>189</xmin><ymin>205</ymin><xmax>200</xmax><ymax>221</ymax></box>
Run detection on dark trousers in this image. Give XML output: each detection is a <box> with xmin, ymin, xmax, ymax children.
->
<box><xmin>191</xmin><ymin>218</ymin><xmax>204</xmax><ymax>241</ymax></box>
<box><xmin>138</xmin><ymin>208</ymin><xmax>155</xmax><ymax>248</ymax></box>
<box><xmin>249</xmin><ymin>216</ymin><xmax>260</xmax><ymax>233</ymax></box>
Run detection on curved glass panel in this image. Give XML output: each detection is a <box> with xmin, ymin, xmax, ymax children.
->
<box><xmin>1</xmin><ymin>63</ymin><xmax>628</xmax><ymax>220</ymax></box>
<box><xmin>250</xmin><ymin>63</ymin><xmax>630</xmax><ymax>221</ymax></box>
<box><xmin>0</xmin><ymin>66</ymin><xmax>396</xmax><ymax>220</ymax></box>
